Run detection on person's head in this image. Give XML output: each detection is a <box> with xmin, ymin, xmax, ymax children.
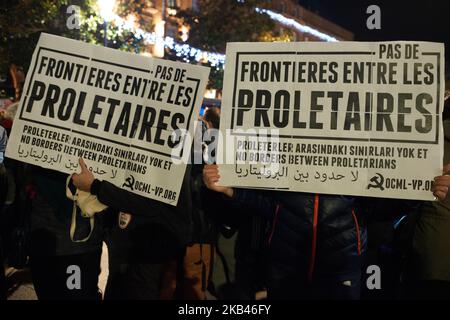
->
<box><xmin>0</xmin><ymin>102</ymin><xmax>18</xmax><ymax>129</ymax></box>
<box><xmin>0</xmin><ymin>125</ymin><xmax>7</xmax><ymax>164</ymax></box>
<box><xmin>443</xmin><ymin>92</ymin><xmax>450</xmax><ymax>120</ymax></box>
<box><xmin>443</xmin><ymin>94</ymin><xmax>450</xmax><ymax>136</ymax></box>
<box><xmin>203</xmin><ymin>107</ymin><xmax>220</xmax><ymax>129</ymax></box>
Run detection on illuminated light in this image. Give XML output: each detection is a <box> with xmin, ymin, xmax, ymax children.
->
<box><xmin>154</xmin><ymin>20</ymin><xmax>166</xmax><ymax>57</ymax></box>
<box><xmin>167</xmin><ymin>8</ymin><xmax>177</xmax><ymax>16</ymax></box>
<box><xmin>201</xmin><ymin>51</ymin><xmax>208</xmax><ymax>63</ymax></box>
<box><xmin>105</xmin><ymin>4</ymin><xmax>338</xmax><ymax>67</ymax></box>
<box><xmin>155</xmin><ymin>20</ymin><xmax>165</xmax><ymax>37</ymax></box>
<box><xmin>124</xmin><ymin>14</ymin><xmax>137</xmax><ymax>30</ymax></box>
<box><xmin>255</xmin><ymin>8</ymin><xmax>338</xmax><ymax>42</ymax></box>
<box><xmin>97</xmin><ymin>0</ymin><xmax>115</xmax><ymax>22</ymax></box>
<box><xmin>180</xmin><ymin>25</ymin><xmax>189</xmax><ymax>42</ymax></box>
<box><xmin>204</xmin><ymin>89</ymin><xmax>217</xmax><ymax>99</ymax></box>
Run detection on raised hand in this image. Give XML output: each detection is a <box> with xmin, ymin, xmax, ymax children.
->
<box><xmin>203</xmin><ymin>164</ymin><xmax>234</xmax><ymax>198</ymax></box>
<box><xmin>72</xmin><ymin>158</ymin><xmax>95</xmax><ymax>192</ymax></box>
<box><xmin>432</xmin><ymin>164</ymin><xmax>450</xmax><ymax>201</ymax></box>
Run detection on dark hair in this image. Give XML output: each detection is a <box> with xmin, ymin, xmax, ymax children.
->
<box><xmin>203</xmin><ymin>107</ymin><xmax>220</xmax><ymax>129</ymax></box>
<box><xmin>443</xmin><ymin>95</ymin><xmax>450</xmax><ymax>120</ymax></box>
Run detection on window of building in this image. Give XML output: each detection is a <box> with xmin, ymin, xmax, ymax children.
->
<box><xmin>166</xmin><ymin>25</ymin><xmax>178</xmax><ymax>38</ymax></box>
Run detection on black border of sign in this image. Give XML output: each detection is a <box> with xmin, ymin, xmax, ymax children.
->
<box><xmin>230</xmin><ymin>51</ymin><xmax>441</xmax><ymax>145</ymax></box>
<box><xmin>19</xmin><ymin>47</ymin><xmax>201</xmax><ymax>159</ymax></box>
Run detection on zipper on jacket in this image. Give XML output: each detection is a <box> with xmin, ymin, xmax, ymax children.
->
<box><xmin>351</xmin><ymin>209</ymin><xmax>362</xmax><ymax>256</ymax></box>
<box><xmin>268</xmin><ymin>204</ymin><xmax>281</xmax><ymax>246</ymax></box>
<box><xmin>308</xmin><ymin>194</ymin><xmax>319</xmax><ymax>283</ymax></box>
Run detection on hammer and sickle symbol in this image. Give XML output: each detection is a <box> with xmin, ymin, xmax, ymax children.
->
<box><xmin>122</xmin><ymin>175</ymin><xmax>135</xmax><ymax>191</ymax></box>
<box><xmin>367</xmin><ymin>173</ymin><xmax>385</xmax><ymax>191</ymax></box>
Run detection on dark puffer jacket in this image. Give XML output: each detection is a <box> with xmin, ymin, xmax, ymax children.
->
<box><xmin>232</xmin><ymin>189</ymin><xmax>374</xmax><ymax>280</ymax></box>
<box><xmin>91</xmin><ymin>166</ymin><xmax>193</xmax><ymax>263</ymax></box>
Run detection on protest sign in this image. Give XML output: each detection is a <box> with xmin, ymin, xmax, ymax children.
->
<box><xmin>217</xmin><ymin>41</ymin><xmax>444</xmax><ymax>200</ymax></box>
<box><xmin>6</xmin><ymin>33</ymin><xmax>210</xmax><ymax>205</ymax></box>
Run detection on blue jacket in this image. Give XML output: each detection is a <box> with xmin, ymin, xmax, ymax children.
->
<box><xmin>232</xmin><ymin>189</ymin><xmax>370</xmax><ymax>280</ymax></box>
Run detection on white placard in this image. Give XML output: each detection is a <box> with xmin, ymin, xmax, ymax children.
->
<box><xmin>217</xmin><ymin>41</ymin><xmax>444</xmax><ymax>201</ymax></box>
<box><xmin>6</xmin><ymin>33</ymin><xmax>210</xmax><ymax>206</ymax></box>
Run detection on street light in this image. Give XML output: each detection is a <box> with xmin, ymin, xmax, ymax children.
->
<box><xmin>154</xmin><ymin>0</ymin><xmax>167</xmax><ymax>57</ymax></box>
<box><xmin>97</xmin><ymin>0</ymin><xmax>115</xmax><ymax>47</ymax></box>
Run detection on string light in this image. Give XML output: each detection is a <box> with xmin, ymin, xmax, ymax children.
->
<box><xmin>107</xmin><ymin>4</ymin><xmax>338</xmax><ymax>67</ymax></box>
<box><xmin>111</xmin><ymin>13</ymin><xmax>226</xmax><ymax>66</ymax></box>
<box><xmin>255</xmin><ymin>8</ymin><xmax>338</xmax><ymax>42</ymax></box>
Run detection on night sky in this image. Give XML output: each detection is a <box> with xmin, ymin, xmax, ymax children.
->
<box><xmin>296</xmin><ymin>0</ymin><xmax>450</xmax><ymax>62</ymax></box>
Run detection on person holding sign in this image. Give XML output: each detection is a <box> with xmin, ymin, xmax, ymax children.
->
<box><xmin>3</xmin><ymin>33</ymin><xmax>210</xmax><ymax>300</ymax></box>
<box><xmin>406</xmin><ymin>96</ymin><xmax>450</xmax><ymax>299</ymax></box>
<box><xmin>28</xmin><ymin>165</ymin><xmax>104</xmax><ymax>300</ymax></box>
<box><xmin>202</xmin><ymin>164</ymin><xmax>450</xmax><ymax>299</ymax></box>
<box><xmin>72</xmin><ymin>158</ymin><xmax>192</xmax><ymax>300</ymax></box>
<box><xmin>0</xmin><ymin>125</ymin><xmax>7</xmax><ymax>300</ymax></box>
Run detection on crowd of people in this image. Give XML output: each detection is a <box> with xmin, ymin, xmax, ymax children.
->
<box><xmin>1</xmin><ymin>92</ymin><xmax>450</xmax><ymax>300</ymax></box>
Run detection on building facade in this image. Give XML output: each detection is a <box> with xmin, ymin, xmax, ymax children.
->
<box><xmin>148</xmin><ymin>0</ymin><xmax>353</xmax><ymax>56</ymax></box>
<box><xmin>269</xmin><ymin>0</ymin><xmax>353</xmax><ymax>41</ymax></box>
